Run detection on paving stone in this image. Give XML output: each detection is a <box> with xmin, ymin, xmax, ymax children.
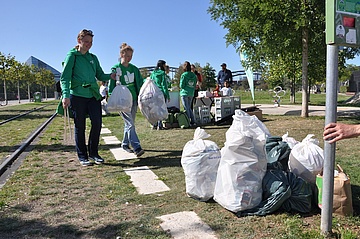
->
<box><xmin>157</xmin><ymin>211</ymin><xmax>218</xmax><ymax>239</ymax></box>
<box><xmin>102</xmin><ymin>136</ymin><xmax>121</xmax><ymax>145</ymax></box>
<box><xmin>110</xmin><ymin>148</ymin><xmax>137</xmax><ymax>161</ymax></box>
<box><xmin>100</xmin><ymin>128</ymin><xmax>112</xmax><ymax>134</ymax></box>
<box><xmin>124</xmin><ymin>166</ymin><xmax>170</xmax><ymax>195</ymax></box>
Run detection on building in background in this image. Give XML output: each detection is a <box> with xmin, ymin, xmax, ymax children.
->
<box><xmin>26</xmin><ymin>56</ymin><xmax>61</xmax><ymax>82</ymax></box>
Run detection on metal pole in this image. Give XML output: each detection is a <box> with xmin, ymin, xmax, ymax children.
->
<box><xmin>321</xmin><ymin>44</ymin><xmax>338</xmax><ymax>235</ymax></box>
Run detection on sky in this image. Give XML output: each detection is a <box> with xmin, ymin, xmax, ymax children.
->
<box><xmin>0</xmin><ymin>0</ymin><xmax>244</xmax><ymax>76</ymax></box>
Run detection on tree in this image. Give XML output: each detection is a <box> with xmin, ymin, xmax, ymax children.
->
<box><xmin>208</xmin><ymin>0</ymin><xmax>331</xmax><ymax>117</ymax></box>
<box><xmin>201</xmin><ymin>63</ymin><xmax>216</xmax><ymax>90</ymax></box>
<box><xmin>0</xmin><ymin>52</ymin><xmax>16</xmax><ymax>103</ymax></box>
<box><xmin>34</xmin><ymin>67</ymin><xmax>54</xmax><ymax>100</ymax></box>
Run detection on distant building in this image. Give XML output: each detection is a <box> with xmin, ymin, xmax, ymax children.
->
<box><xmin>25</xmin><ymin>56</ymin><xmax>61</xmax><ymax>82</ymax></box>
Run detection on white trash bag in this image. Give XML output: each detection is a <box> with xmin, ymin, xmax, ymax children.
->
<box><xmin>288</xmin><ymin>134</ymin><xmax>324</xmax><ymax>183</ymax></box>
<box><xmin>107</xmin><ymin>68</ymin><xmax>133</xmax><ymax>113</ymax></box>
<box><xmin>282</xmin><ymin>132</ymin><xmax>299</xmax><ymax>149</ymax></box>
<box><xmin>138</xmin><ymin>77</ymin><xmax>168</xmax><ymax>125</ymax></box>
<box><xmin>181</xmin><ymin>127</ymin><xmax>221</xmax><ymax>201</ymax></box>
<box><xmin>213</xmin><ymin>109</ymin><xmax>269</xmax><ymax>213</ymax></box>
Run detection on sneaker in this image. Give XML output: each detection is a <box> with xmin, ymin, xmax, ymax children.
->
<box><xmin>134</xmin><ymin>148</ymin><xmax>145</xmax><ymax>157</ymax></box>
<box><xmin>89</xmin><ymin>155</ymin><xmax>105</xmax><ymax>165</ymax></box>
<box><xmin>79</xmin><ymin>158</ymin><xmax>93</xmax><ymax>166</ymax></box>
<box><xmin>122</xmin><ymin>145</ymin><xmax>134</xmax><ymax>153</ymax></box>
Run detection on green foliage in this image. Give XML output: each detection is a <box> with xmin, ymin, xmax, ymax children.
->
<box><xmin>208</xmin><ymin>0</ymin><xmax>360</xmax><ymax>115</ymax></box>
<box><xmin>201</xmin><ymin>63</ymin><xmax>216</xmax><ymax>90</ymax></box>
<box><xmin>0</xmin><ymin>52</ymin><xmax>56</xmax><ymax>100</ymax></box>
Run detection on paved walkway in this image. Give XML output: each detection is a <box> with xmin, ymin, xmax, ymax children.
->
<box><xmin>241</xmin><ymin>104</ymin><xmax>360</xmax><ymax>116</ymax></box>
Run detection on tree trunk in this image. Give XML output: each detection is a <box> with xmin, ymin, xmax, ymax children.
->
<box><xmin>3</xmin><ymin>80</ymin><xmax>7</xmax><ymax>104</ymax></box>
<box><xmin>290</xmin><ymin>77</ymin><xmax>295</xmax><ymax>103</ymax></box>
<box><xmin>301</xmin><ymin>27</ymin><xmax>309</xmax><ymax>117</ymax></box>
<box><xmin>28</xmin><ymin>84</ymin><xmax>31</xmax><ymax>102</ymax></box>
<box><xmin>17</xmin><ymin>80</ymin><xmax>20</xmax><ymax>103</ymax></box>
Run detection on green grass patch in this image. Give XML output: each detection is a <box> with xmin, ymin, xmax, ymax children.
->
<box><xmin>0</xmin><ymin>97</ymin><xmax>359</xmax><ymax>238</ymax></box>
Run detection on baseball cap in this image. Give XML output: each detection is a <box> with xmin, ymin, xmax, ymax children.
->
<box><xmin>221</xmin><ymin>63</ymin><xmax>227</xmax><ymax>67</ymax></box>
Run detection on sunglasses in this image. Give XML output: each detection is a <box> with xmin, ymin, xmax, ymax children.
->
<box><xmin>81</xmin><ymin>29</ymin><xmax>93</xmax><ymax>36</ymax></box>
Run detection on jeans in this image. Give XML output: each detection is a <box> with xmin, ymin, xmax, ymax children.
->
<box><xmin>181</xmin><ymin>95</ymin><xmax>195</xmax><ymax>124</ymax></box>
<box><xmin>70</xmin><ymin>95</ymin><xmax>102</xmax><ymax>159</ymax></box>
<box><xmin>120</xmin><ymin>100</ymin><xmax>141</xmax><ymax>150</ymax></box>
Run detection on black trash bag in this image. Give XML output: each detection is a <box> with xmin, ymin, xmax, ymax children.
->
<box><xmin>282</xmin><ymin>171</ymin><xmax>313</xmax><ymax>213</ymax></box>
<box><xmin>167</xmin><ymin>106</ymin><xmax>180</xmax><ymax>114</ymax></box>
<box><xmin>236</xmin><ymin>170</ymin><xmax>313</xmax><ymax>217</ymax></box>
<box><xmin>266</xmin><ymin>136</ymin><xmax>291</xmax><ymax>171</ymax></box>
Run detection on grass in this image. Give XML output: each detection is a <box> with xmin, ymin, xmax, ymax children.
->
<box><xmin>0</xmin><ymin>102</ymin><xmax>57</xmax><ymax>160</ymax></box>
<box><xmin>0</xmin><ymin>95</ymin><xmax>359</xmax><ymax>238</ymax></box>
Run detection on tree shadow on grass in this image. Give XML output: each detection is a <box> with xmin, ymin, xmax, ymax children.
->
<box><xmin>104</xmin><ymin>148</ymin><xmax>183</xmax><ymax>169</ymax></box>
<box><xmin>0</xmin><ymin>214</ymin><xmax>167</xmax><ymax>238</ymax></box>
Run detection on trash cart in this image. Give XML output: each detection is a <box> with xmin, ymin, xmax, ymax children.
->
<box><xmin>34</xmin><ymin>92</ymin><xmax>42</xmax><ymax>102</ymax></box>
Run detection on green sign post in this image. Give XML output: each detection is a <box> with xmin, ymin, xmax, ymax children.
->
<box><xmin>326</xmin><ymin>0</ymin><xmax>360</xmax><ymax>47</ymax></box>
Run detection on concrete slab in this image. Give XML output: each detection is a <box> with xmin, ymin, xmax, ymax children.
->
<box><xmin>100</xmin><ymin>128</ymin><xmax>112</xmax><ymax>134</ymax></box>
<box><xmin>102</xmin><ymin>136</ymin><xmax>121</xmax><ymax>145</ymax></box>
<box><xmin>124</xmin><ymin>166</ymin><xmax>170</xmax><ymax>195</ymax></box>
<box><xmin>110</xmin><ymin>148</ymin><xmax>137</xmax><ymax>161</ymax></box>
<box><xmin>157</xmin><ymin>211</ymin><xmax>218</xmax><ymax>239</ymax></box>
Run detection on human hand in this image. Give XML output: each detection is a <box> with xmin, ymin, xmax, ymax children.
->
<box><xmin>62</xmin><ymin>97</ymin><xmax>70</xmax><ymax>109</ymax></box>
<box><xmin>110</xmin><ymin>73</ymin><xmax>116</xmax><ymax>80</ymax></box>
<box><xmin>323</xmin><ymin>122</ymin><xmax>360</xmax><ymax>143</ymax></box>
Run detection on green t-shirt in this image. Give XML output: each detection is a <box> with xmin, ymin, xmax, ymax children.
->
<box><xmin>108</xmin><ymin>63</ymin><xmax>143</xmax><ymax>101</ymax></box>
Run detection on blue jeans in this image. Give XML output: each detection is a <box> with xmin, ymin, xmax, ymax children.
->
<box><xmin>70</xmin><ymin>95</ymin><xmax>102</xmax><ymax>159</ymax></box>
<box><xmin>120</xmin><ymin>100</ymin><xmax>141</xmax><ymax>150</ymax></box>
<box><xmin>181</xmin><ymin>95</ymin><xmax>195</xmax><ymax>124</ymax></box>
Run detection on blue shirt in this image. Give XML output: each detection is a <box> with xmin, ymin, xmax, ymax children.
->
<box><xmin>217</xmin><ymin>69</ymin><xmax>233</xmax><ymax>87</ymax></box>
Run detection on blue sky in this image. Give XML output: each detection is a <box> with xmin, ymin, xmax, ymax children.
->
<box><xmin>2</xmin><ymin>0</ymin><xmax>360</xmax><ymax>77</ymax></box>
<box><xmin>0</xmin><ymin>0</ymin><xmax>244</xmax><ymax>75</ymax></box>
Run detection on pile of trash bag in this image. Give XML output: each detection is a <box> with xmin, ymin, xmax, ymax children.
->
<box><xmin>181</xmin><ymin>109</ymin><xmax>324</xmax><ymax>217</ymax></box>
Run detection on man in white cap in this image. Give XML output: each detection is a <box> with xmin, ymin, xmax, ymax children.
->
<box><xmin>217</xmin><ymin>63</ymin><xmax>233</xmax><ymax>88</ymax></box>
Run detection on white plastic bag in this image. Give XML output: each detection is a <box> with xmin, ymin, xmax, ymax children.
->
<box><xmin>288</xmin><ymin>134</ymin><xmax>324</xmax><ymax>183</ymax></box>
<box><xmin>107</xmin><ymin>84</ymin><xmax>133</xmax><ymax>113</ymax></box>
<box><xmin>282</xmin><ymin>132</ymin><xmax>299</xmax><ymax>149</ymax></box>
<box><xmin>138</xmin><ymin>78</ymin><xmax>168</xmax><ymax>125</ymax></box>
<box><xmin>181</xmin><ymin>127</ymin><xmax>221</xmax><ymax>201</ymax></box>
<box><xmin>107</xmin><ymin>67</ymin><xmax>133</xmax><ymax>113</ymax></box>
<box><xmin>213</xmin><ymin>110</ymin><xmax>269</xmax><ymax>213</ymax></box>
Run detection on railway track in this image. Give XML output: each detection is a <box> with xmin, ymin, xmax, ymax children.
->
<box><xmin>0</xmin><ymin>105</ymin><xmax>49</xmax><ymax>125</ymax></box>
<box><xmin>0</xmin><ymin>106</ymin><xmax>57</xmax><ymax>187</ymax></box>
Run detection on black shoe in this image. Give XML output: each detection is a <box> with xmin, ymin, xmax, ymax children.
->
<box><xmin>89</xmin><ymin>155</ymin><xmax>105</xmax><ymax>165</ymax></box>
<box><xmin>79</xmin><ymin>158</ymin><xmax>93</xmax><ymax>166</ymax></box>
<box><xmin>122</xmin><ymin>145</ymin><xmax>134</xmax><ymax>153</ymax></box>
<box><xmin>134</xmin><ymin>147</ymin><xmax>145</xmax><ymax>157</ymax></box>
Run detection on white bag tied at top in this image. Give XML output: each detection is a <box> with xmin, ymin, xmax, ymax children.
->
<box><xmin>107</xmin><ymin>68</ymin><xmax>133</xmax><ymax>113</ymax></box>
<box><xmin>138</xmin><ymin>78</ymin><xmax>168</xmax><ymax>125</ymax></box>
<box><xmin>288</xmin><ymin>134</ymin><xmax>324</xmax><ymax>184</ymax></box>
<box><xmin>181</xmin><ymin>127</ymin><xmax>221</xmax><ymax>201</ymax></box>
<box><xmin>213</xmin><ymin>110</ymin><xmax>270</xmax><ymax>213</ymax></box>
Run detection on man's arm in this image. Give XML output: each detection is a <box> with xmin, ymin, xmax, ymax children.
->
<box><xmin>323</xmin><ymin>122</ymin><xmax>360</xmax><ymax>143</ymax></box>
